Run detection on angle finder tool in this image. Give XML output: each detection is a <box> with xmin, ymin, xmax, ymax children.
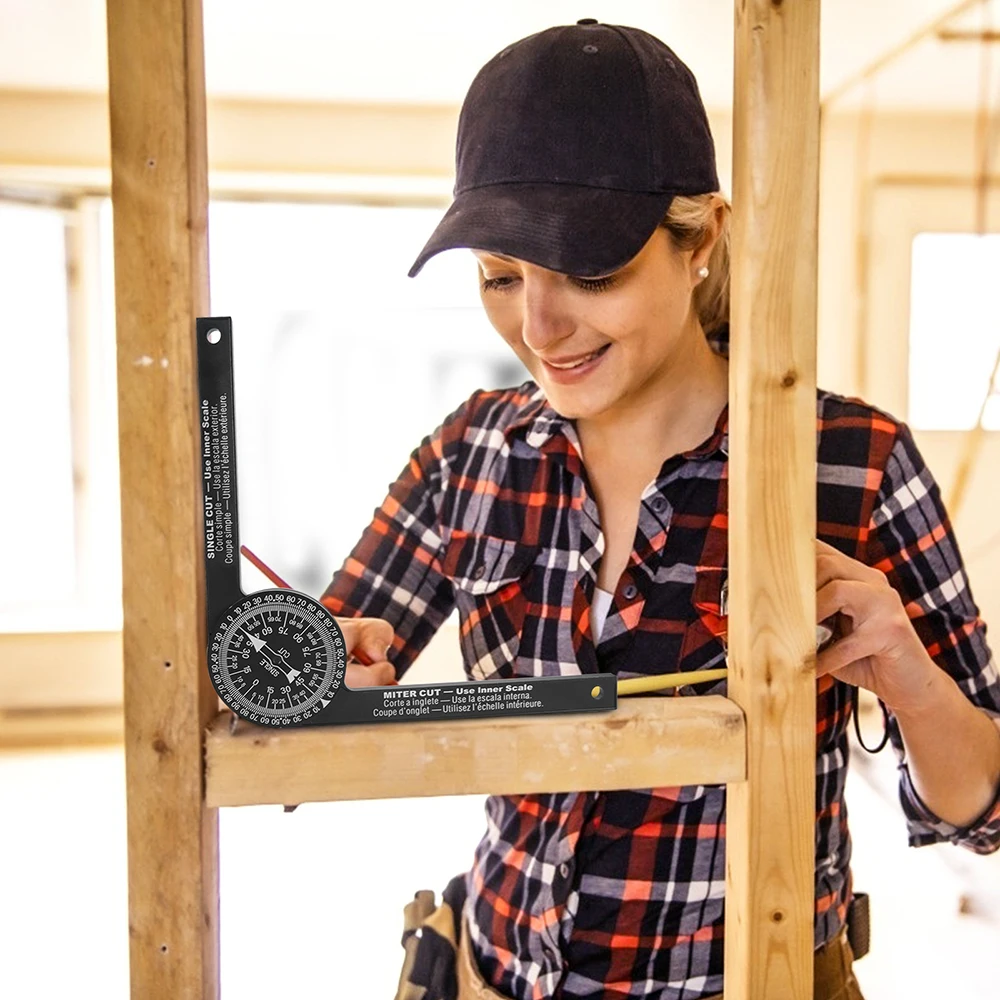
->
<box><xmin>197</xmin><ymin>316</ymin><xmax>618</xmax><ymax>727</ymax></box>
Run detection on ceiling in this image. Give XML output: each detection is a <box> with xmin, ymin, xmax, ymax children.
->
<box><xmin>2</xmin><ymin>0</ymin><xmax>1000</xmax><ymax>110</ymax></box>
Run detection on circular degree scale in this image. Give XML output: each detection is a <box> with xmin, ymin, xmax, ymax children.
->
<box><xmin>209</xmin><ymin>589</ymin><xmax>347</xmax><ymax>726</ymax></box>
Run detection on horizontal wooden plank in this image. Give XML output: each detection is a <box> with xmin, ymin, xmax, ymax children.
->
<box><xmin>205</xmin><ymin>696</ymin><xmax>746</xmax><ymax>807</ymax></box>
<box><xmin>0</xmin><ymin>90</ymin><xmax>458</xmax><ymax>177</ymax></box>
<box><xmin>0</xmin><ymin>632</ymin><xmax>122</xmax><ymax>709</ymax></box>
<box><xmin>0</xmin><ymin>706</ymin><xmax>123</xmax><ymax>749</ymax></box>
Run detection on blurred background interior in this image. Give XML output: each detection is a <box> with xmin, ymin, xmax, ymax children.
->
<box><xmin>2</xmin><ymin>0</ymin><xmax>1000</xmax><ymax>996</ymax></box>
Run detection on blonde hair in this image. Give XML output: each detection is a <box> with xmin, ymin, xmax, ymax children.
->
<box><xmin>660</xmin><ymin>193</ymin><xmax>731</xmax><ymax>337</ymax></box>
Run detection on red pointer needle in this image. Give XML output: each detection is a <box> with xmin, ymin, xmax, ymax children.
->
<box><xmin>240</xmin><ymin>544</ymin><xmax>291</xmax><ymax>589</ymax></box>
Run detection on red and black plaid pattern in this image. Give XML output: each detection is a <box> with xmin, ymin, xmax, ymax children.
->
<box><xmin>322</xmin><ymin>348</ymin><xmax>1000</xmax><ymax>999</ymax></box>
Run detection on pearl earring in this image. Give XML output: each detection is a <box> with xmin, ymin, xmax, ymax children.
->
<box><xmin>697</xmin><ymin>266</ymin><xmax>709</xmax><ymax>279</ymax></box>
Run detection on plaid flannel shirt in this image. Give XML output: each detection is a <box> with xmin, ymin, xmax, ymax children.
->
<box><xmin>322</xmin><ymin>334</ymin><xmax>1000</xmax><ymax>1000</ymax></box>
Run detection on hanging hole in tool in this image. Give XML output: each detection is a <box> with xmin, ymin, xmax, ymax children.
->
<box><xmin>206</xmin><ymin>328</ymin><xmax>222</xmax><ymax>344</ymax></box>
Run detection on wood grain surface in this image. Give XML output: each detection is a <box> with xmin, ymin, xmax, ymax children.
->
<box><xmin>726</xmin><ymin>1</ymin><xmax>821</xmax><ymax>998</ymax></box>
<box><xmin>205</xmin><ymin>697</ymin><xmax>746</xmax><ymax>808</ymax></box>
<box><xmin>107</xmin><ymin>0</ymin><xmax>218</xmax><ymax>996</ymax></box>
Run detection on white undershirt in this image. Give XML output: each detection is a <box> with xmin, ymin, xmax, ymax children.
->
<box><xmin>591</xmin><ymin>586</ymin><xmax>614</xmax><ymax>643</ymax></box>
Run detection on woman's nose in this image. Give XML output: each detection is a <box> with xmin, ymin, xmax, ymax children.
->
<box><xmin>521</xmin><ymin>280</ymin><xmax>574</xmax><ymax>353</ymax></box>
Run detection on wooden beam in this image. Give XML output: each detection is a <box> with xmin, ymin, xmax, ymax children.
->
<box><xmin>0</xmin><ymin>632</ymin><xmax>122</xmax><ymax>708</ymax></box>
<box><xmin>822</xmin><ymin>0</ymin><xmax>986</xmax><ymax>107</ymax></box>
<box><xmin>727</xmin><ymin>2</ymin><xmax>820</xmax><ymax>999</ymax></box>
<box><xmin>205</xmin><ymin>698</ymin><xmax>746</xmax><ymax>808</ymax></box>
<box><xmin>0</xmin><ymin>89</ymin><xmax>460</xmax><ymax>180</ymax></box>
<box><xmin>937</xmin><ymin>29</ymin><xmax>1000</xmax><ymax>43</ymax></box>
<box><xmin>849</xmin><ymin>89</ymin><xmax>875</xmax><ymax>398</ymax></box>
<box><xmin>0</xmin><ymin>706</ymin><xmax>123</xmax><ymax>749</ymax></box>
<box><xmin>106</xmin><ymin>1</ymin><xmax>217</xmax><ymax>998</ymax></box>
<box><xmin>869</xmin><ymin>172</ymin><xmax>1000</xmax><ymax>187</ymax></box>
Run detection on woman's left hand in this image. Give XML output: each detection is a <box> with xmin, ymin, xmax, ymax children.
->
<box><xmin>815</xmin><ymin>538</ymin><xmax>941</xmax><ymax>715</ymax></box>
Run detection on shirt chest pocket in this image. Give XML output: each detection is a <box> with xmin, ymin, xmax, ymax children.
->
<box><xmin>678</xmin><ymin>565</ymin><xmax>729</xmax><ymax>690</ymax></box>
<box><xmin>440</xmin><ymin>531</ymin><xmax>538</xmax><ymax>680</ymax></box>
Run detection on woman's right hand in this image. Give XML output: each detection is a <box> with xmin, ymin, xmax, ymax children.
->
<box><xmin>335</xmin><ymin>616</ymin><xmax>397</xmax><ymax>687</ymax></box>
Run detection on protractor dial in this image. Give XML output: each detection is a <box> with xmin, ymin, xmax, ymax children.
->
<box><xmin>209</xmin><ymin>589</ymin><xmax>347</xmax><ymax>725</ymax></box>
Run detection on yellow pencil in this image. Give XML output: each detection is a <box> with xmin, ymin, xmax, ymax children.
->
<box><xmin>617</xmin><ymin>668</ymin><xmax>729</xmax><ymax>696</ymax></box>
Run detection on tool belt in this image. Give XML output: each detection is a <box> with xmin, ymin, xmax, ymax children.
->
<box><xmin>393</xmin><ymin>875</ymin><xmax>466</xmax><ymax>1000</ymax></box>
<box><xmin>394</xmin><ymin>877</ymin><xmax>870</xmax><ymax>1000</ymax></box>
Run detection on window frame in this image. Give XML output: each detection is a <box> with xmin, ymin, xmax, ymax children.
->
<box><xmin>863</xmin><ymin>176</ymin><xmax>1000</xmax><ymax>423</ymax></box>
<box><xmin>0</xmin><ymin>175</ymin><xmax>458</xmax><ymax>714</ymax></box>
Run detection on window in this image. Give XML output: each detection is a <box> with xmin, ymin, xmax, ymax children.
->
<box><xmin>908</xmin><ymin>232</ymin><xmax>1000</xmax><ymax>431</ymax></box>
<box><xmin>0</xmin><ymin>202</ymin><xmax>77</xmax><ymax>621</ymax></box>
<box><xmin>864</xmin><ymin>181</ymin><xmax>1000</xmax><ymax>431</ymax></box>
<box><xmin>1</xmin><ymin>196</ymin><xmax>527</xmax><ymax>633</ymax></box>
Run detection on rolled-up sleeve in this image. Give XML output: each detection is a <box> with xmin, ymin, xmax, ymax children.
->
<box><xmin>866</xmin><ymin>422</ymin><xmax>1000</xmax><ymax>854</ymax></box>
<box><xmin>320</xmin><ymin>398</ymin><xmax>471</xmax><ymax>678</ymax></box>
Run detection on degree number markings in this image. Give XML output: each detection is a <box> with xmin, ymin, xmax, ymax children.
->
<box><xmin>209</xmin><ymin>591</ymin><xmax>347</xmax><ymax>724</ymax></box>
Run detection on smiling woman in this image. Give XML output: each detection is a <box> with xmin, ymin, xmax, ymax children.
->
<box><xmin>316</xmin><ymin>18</ymin><xmax>1000</xmax><ymax>1000</ymax></box>
<box><xmin>471</xmin><ymin>220</ymin><xmax>728</xmax><ymax>428</ymax></box>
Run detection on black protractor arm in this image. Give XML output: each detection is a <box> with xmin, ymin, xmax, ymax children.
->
<box><xmin>197</xmin><ymin>317</ymin><xmax>244</xmax><ymax>630</ymax></box>
<box><xmin>198</xmin><ymin>314</ymin><xmax>618</xmax><ymax>728</ymax></box>
<box><xmin>331</xmin><ymin>673</ymin><xmax>617</xmax><ymax>726</ymax></box>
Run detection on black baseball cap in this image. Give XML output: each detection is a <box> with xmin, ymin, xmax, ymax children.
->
<box><xmin>408</xmin><ymin>20</ymin><xmax>719</xmax><ymax>278</ymax></box>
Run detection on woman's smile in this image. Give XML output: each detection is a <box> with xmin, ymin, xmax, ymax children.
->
<box><xmin>540</xmin><ymin>343</ymin><xmax>612</xmax><ymax>382</ymax></box>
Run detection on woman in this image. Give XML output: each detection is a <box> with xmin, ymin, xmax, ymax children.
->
<box><xmin>321</xmin><ymin>21</ymin><xmax>1000</xmax><ymax>1000</ymax></box>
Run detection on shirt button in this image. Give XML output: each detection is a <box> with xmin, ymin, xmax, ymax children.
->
<box><xmin>622</xmin><ymin>583</ymin><xmax>638</xmax><ymax>600</ymax></box>
<box><xmin>651</xmin><ymin>496</ymin><xmax>668</xmax><ymax>513</ymax></box>
<box><xmin>472</xmin><ymin>563</ymin><xmax>486</xmax><ymax>580</ymax></box>
<box><xmin>559</xmin><ymin>862</ymin><xmax>570</xmax><ymax>878</ymax></box>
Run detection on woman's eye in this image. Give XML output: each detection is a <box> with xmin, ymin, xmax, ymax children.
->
<box><xmin>480</xmin><ymin>275</ymin><xmax>519</xmax><ymax>293</ymax></box>
<box><xmin>479</xmin><ymin>273</ymin><xmax>617</xmax><ymax>294</ymax></box>
<box><xmin>571</xmin><ymin>275</ymin><xmax>617</xmax><ymax>293</ymax></box>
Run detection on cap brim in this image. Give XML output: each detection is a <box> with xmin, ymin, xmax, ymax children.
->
<box><xmin>407</xmin><ymin>183</ymin><xmax>677</xmax><ymax>278</ymax></box>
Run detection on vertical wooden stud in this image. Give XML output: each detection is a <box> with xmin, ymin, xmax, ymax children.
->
<box><xmin>726</xmin><ymin>2</ymin><xmax>820</xmax><ymax>998</ymax></box>
<box><xmin>106</xmin><ymin>0</ymin><xmax>218</xmax><ymax>996</ymax></box>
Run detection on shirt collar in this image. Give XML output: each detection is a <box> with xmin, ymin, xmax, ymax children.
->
<box><xmin>685</xmin><ymin>402</ymin><xmax>729</xmax><ymax>460</ymax></box>
<box><xmin>504</xmin><ymin>384</ymin><xmax>572</xmax><ymax>451</ymax></box>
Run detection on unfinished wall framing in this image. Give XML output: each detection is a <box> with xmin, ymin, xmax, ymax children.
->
<box><xmin>107</xmin><ymin>1</ymin><xmax>821</xmax><ymax>997</ymax></box>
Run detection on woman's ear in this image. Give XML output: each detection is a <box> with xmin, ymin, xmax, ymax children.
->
<box><xmin>692</xmin><ymin>196</ymin><xmax>726</xmax><ymax>273</ymax></box>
